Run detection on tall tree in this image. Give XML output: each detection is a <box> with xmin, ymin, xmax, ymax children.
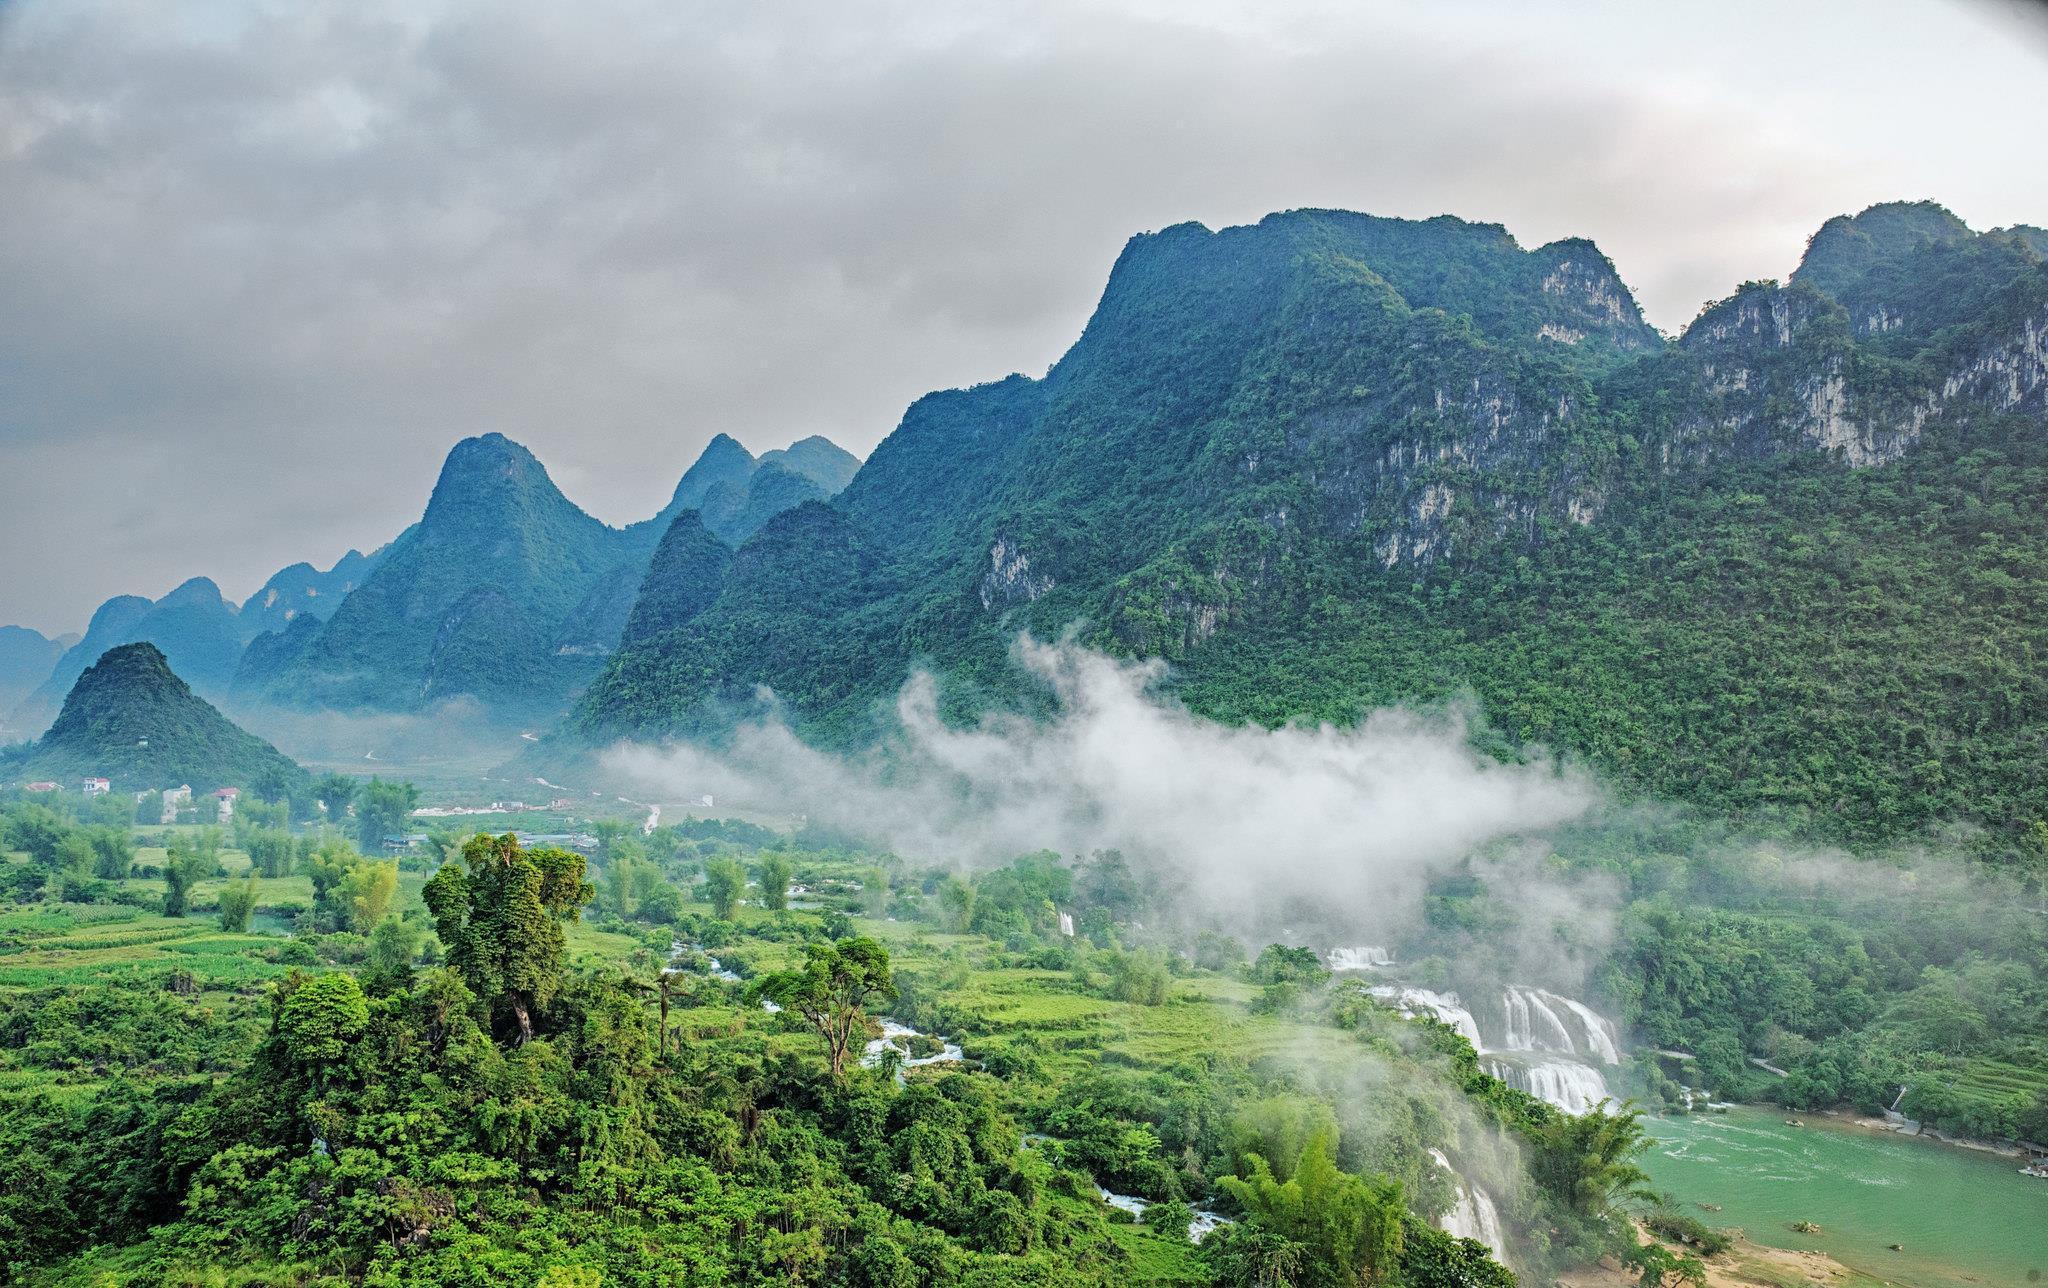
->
<box><xmin>353</xmin><ymin>777</ymin><xmax>419</xmax><ymax>850</ymax></box>
<box><xmin>6</xmin><ymin>805</ymin><xmax>69</xmax><ymax>869</ymax></box>
<box><xmin>365</xmin><ymin>914</ymin><xmax>427</xmax><ymax>994</ymax></box>
<box><xmin>422</xmin><ymin>832</ymin><xmax>593</xmax><ymax>1044</ymax></box>
<box><xmin>217</xmin><ymin>874</ymin><xmax>258</xmax><ymax>932</ymax></box>
<box><xmin>591</xmin><ymin>818</ymin><xmax>632</xmax><ymax>861</ymax></box>
<box><xmin>756</xmin><ymin>853</ymin><xmax>792</xmax><ymax>912</ymax></box>
<box><xmin>342</xmin><ymin>858</ymin><xmax>399</xmax><ymax>931</ymax></box>
<box><xmin>244</xmin><ymin>828</ymin><xmax>295</xmax><ymax>879</ymax></box>
<box><xmin>1219</xmin><ymin>1127</ymin><xmax>1405</xmax><ymax>1287</ymax></box>
<box><xmin>86</xmin><ymin>826</ymin><xmax>134</xmax><ymax>881</ymax></box>
<box><xmin>753</xmin><ymin>937</ymin><xmax>894</xmax><ymax>1080</ymax></box>
<box><xmin>702</xmin><ymin>856</ymin><xmax>746</xmax><ymax>921</ymax></box>
<box><xmin>1529</xmin><ymin>1102</ymin><xmax>1655</xmax><ymax>1220</ymax></box>
<box><xmin>160</xmin><ymin>842</ymin><xmax>213</xmax><ymax>918</ymax></box>
<box><xmin>314</xmin><ymin>773</ymin><xmax>358</xmax><ymax>821</ymax></box>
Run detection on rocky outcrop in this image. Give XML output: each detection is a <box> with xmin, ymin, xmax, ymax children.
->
<box><xmin>979</xmin><ymin>537</ymin><xmax>1056</xmax><ymax>611</ymax></box>
<box><xmin>1651</xmin><ymin>281</ymin><xmax>2048</xmax><ymax>471</ymax></box>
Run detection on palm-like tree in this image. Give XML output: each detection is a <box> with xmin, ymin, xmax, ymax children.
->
<box><xmin>1531</xmin><ymin>1101</ymin><xmax>1657</xmax><ymax>1219</ymax></box>
<box><xmin>655</xmin><ymin>970</ymin><xmax>684</xmax><ymax>1055</ymax></box>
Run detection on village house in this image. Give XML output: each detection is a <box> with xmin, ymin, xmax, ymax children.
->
<box><xmin>213</xmin><ymin>786</ymin><xmax>239</xmax><ymax>822</ymax></box>
<box><xmin>25</xmin><ymin>781</ymin><xmax>61</xmax><ymax>793</ymax></box>
<box><xmin>81</xmin><ymin>778</ymin><xmax>110</xmax><ymax>796</ymax></box>
<box><xmin>161</xmin><ymin>785</ymin><xmax>192</xmax><ymax>825</ymax></box>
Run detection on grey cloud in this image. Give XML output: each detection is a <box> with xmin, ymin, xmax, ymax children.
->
<box><xmin>2</xmin><ymin>0</ymin><xmax>2043</xmax><ymax>630</ymax></box>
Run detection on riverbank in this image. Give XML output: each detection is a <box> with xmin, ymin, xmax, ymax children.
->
<box><xmin>1636</xmin><ymin>1105</ymin><xmax>2048</xmax><ymax>1288</ymax></box>
<box><xmin>1558</xmin><ymin>1223</ymin><xmax>1886</xmax><ymax>1288</ymax></box>
<box><xmin>1818</xmin><ymin>1106</ymin><xmax>2033</xmax><ymax>1160</ymax></box>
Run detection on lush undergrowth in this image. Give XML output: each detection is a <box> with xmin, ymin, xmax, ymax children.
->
<box><xmin>0</xmin><ymin>792</ymin><xmax>1693</xmax><ymax>1287</ymax></box>
<box><xmin>10</xmin><ymin>773</ymin><xmax>2038</xmax><ymax>1287</ymax></box>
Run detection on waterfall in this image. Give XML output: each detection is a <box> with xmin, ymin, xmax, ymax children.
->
<box><xmin>863</xmin><ymin>1019</ymin><xmax>965</xmax><ymax>1071</ymax></box>
<box><xmin>1373</xmin><ymin>977</ymin><xmax>1625</xmax><ymax>1116</ymax></box>
<box><xmin>1485</xmin><ymin>1057</ymin><xmax>1613</xmax><ymax>1115</ymax></box>
<box><xmin>1369</xmin><ymin>986</ymin><xmax>1484</xmax><ymax>1048</ymax></box>
<box><xmin>1328</xmin><ymin>945</ymin><xmax>1395</xmax><ymax>971</ymax></box>
<box><xmin>1498</xmin><ymin>986</ymin><xmax>1621</xmax><ymax>1064</ymax></box>
<box><xmin>1058</xmin><ymin>911</ymin><xmax>1075</xmax><ymax>937</ymax></box>
<box><xmin>1428</xmin><ymin>1149</ymin><xmax>1506</xmax><ymax>1258</ymax></box>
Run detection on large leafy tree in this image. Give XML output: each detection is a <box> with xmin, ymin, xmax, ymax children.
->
<box><xmin>1528</xmin><ymin>1102</ymin><xmax>1655</xmax><ymax>1221</ymax></box>
<box><xmin>422</xmin><ymin>832</ymin><xmax>592</xmax><ymax>1043</ymax></box>
<box><xmin>352</xmin><ymin>777</ymin><xmax>419</xmax><ymax>850</ymax></box>
<box><xmin>275</xmin><ymin>971</ymin><xmax>369</xmax><ymax>1068</ymax></box>
<box><xmin>702</xmin><ymin>855</ymin><xmax>746</xmax><ymax>920</ymax></box>
<box><xmin>756</xmin><ymin>853</ymin><xmax>792</xmax><ymax>912</ymax></box>
<box><xmin>753</xmin><ymin>936</ymin><xmax>894</xmax><ymax>1079</ymax></box>
<box><xmin>313</xmin><ymin>772</ymin><xmax>357</xmax><ymax>821</ymax></box>
<box><xmin>1219</xmin><ymin>1126</ymin><xmax>1406</xmax><ymax>1287</ymax></box>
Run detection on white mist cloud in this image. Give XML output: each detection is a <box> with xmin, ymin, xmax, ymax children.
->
<box><xmin>603</xmin><ymin>638</ymin><xmax>1596</xmax><ymax>935</ymax></box>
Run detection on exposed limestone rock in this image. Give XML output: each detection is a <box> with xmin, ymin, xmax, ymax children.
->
<box><xmin>979</xmin><ymin>537</ymin><xmax>1055</xmax><ymax>610</ymax></box>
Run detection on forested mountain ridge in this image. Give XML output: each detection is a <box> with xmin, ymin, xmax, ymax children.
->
<box><xmin>5</xmin><ymin>547</ymin><xmax>394</xmax><ymax>739</ymax></box>
<box><xmin>235</xmin><ymin>545</ymin><xmax>390</xmax><ymax>640</ymax></box>
<box><xmin>244</xmin><ymin>433</ymin><xmax>627</xmax><ymax>713</ymax></box>
<box><xmin>0</xmin><ymin>627</ymin><xmax>65</xmax><ymax>727</ymax></box>
<box><xmin>4</xmin><ymin>642</ymin><xmax>304</xmax><ymax>792</ymax></box>
<box><xmin>241</xmin><ymin>431</ymin><xmax>862</xmax><ymax>716</ymax></box>
<box><xmin>576</xmin><ymin>201</ymin><xmax>2048</xmax><ymax>852</ymax></box>
<box><xmin>11</xmin><ymin>578</ymin><xmax>247</xmax><ymax>733</ymax></box>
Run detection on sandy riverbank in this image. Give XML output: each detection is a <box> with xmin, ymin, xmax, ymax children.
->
<box><xmin>1557</xmin><ymin>1223</ymin><xmax>1886</xmax><ymax>1288</ymax></box>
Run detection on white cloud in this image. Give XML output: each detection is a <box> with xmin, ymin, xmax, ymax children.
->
<box><xmin>604</xmin><ymin>638</ymin><xmax>1596</xmax><ymax>937</ymax></box>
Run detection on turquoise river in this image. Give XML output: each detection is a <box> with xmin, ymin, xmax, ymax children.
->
<box><xmin>1640</xmin><ymin>1106</ymin><xmax>2048</xmax><ymax>1286</ymax></box>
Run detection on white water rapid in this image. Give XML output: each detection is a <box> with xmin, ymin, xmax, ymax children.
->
<box><xmin>862</xmin><ymin>1020</ymin><xmax>965</xmax><ymax>1080</ymax></box>
<box><xmin>1092</xmin><ymin>1187</ymin><xmax>1234</xmax><ymax>1243</ymax></box>
<box><xmin>1366</xmin><ymin>976</ymin><xmax>1623</xmax><ymax>1115</ymax></box>
<box><xmin>1499</xmin><ymin>986</ymin><xmax>1621</xmax><ymax>1064</ymax></box>
<box><xmin>1483</xmin><ymin>1058</ymin><xmax>1613</xmax><ymax>1115</ymax></box>
<box><xmin>1327</xmin><ymin>946</ymin><xmax>1395</xmax><ymax>971</ymax></box>
<box><xmin>1367</xmin><ymin>986</ymin><xmax>1484</xmax><ymax>1048</ymax></box>
<box><xmin>1428</xmin><ymin>1148</ymin><xmax>1506</xmax><ymax>1258</ymax></box>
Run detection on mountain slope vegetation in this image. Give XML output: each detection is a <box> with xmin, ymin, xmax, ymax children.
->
<box><xmin>5</xmin><ymin>642</ymin><xmax>304</xmax><ymax>792</ymax></box>
<box><xmin>13</xmin><ymin>579</ymin><xmax>247</xmax><ymax>731</ymax></box>
<box><xmin>576</xmin><ymin>202</ymin><xmax>2048</xmax><ymax>853</ymax></box>
<box><xmin>245</xmin><ymin>432</ymin><xmax>860</xmax><ymax>718</ymax></box>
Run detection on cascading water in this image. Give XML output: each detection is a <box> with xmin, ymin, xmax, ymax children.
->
<box><xmin>1499</xmin><ymin>986</ymin><xmax>1621</xmax><ymax>1064</ymax></box>
<box><xmin>1481</xmin><ymin>986</ymin><xmax>1622</xmax><ymax>1113</ymax></box>
<box><xmin>1484</xmin><ymin>1058</ymin><xmax>1613</xmax><ymax>1116</ymax></box>
<box><xmin>1327</xmin><ymin>946</ymin><xmax>1395</xmax><ymax>970</ymax></box>
<box><xmin>1428</xmin><ymin>1149</ymin><xmax>1506</xmax><ymax>1258</ymax></box>
<box><xmin>1354</xmin><ymin>956</ymin><xmax>1624</xmax><ymax>1116</ymax></box>
<box><xmin>1367</xmin><ymin>986</ymin><xmax>1484</xmax><ymax>1049</ymax></box>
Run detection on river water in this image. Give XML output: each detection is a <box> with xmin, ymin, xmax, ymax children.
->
<box><xmin>1639</xmin><ymin>1106</ymin><xmax>2048</xmax><ymax>1287</ymax></box>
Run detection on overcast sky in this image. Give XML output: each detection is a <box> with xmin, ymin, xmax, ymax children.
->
<box><xmin>2</xmin><ymin>0</ymin><xmax>2045</xmax><ymax>633</ymax></box>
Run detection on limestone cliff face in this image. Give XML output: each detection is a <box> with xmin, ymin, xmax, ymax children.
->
<box><xmin>579</xmin><ymin>201</ymin><xmax>2048</xmax><ymax>743</ymax></box>
<box><xmin>1290</xmin><ymin>368</ymin><xmax>1601</xmax><ymax>574</ymax></box>
<box><xmin>979</xmin><ymin>537</ymin><xmax>1056</xmax><ymax>610</ymax></box>
<box><xmin>1643</xmin><ymin>277</ymin><xmax>2048</xmax><ymax>471</ymax></box>
<box><xmin>1533</xmin><ymin>239</ymin><xmax>1659</xmax><ymax>351</ymax></box>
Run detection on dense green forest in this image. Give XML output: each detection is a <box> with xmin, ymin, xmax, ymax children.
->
<box><xmin>5</xmin><ymin>772</ymin><xmax>2044</xmax><ymax>1285</ymax></box>
<box><xmin>2</xmin><ymin>788</ymin><xmax>1740</xmax><ymax>1287</ymax></box>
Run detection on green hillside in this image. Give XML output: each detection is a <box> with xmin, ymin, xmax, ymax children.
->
<box><xmin>576</xmin><ymin>203</ymin><xmax>2048</xmax><ymax>854</ymax></box>
<box><xmin>7</xmin><ymin>643</ymin><xmax>304</xmax><ymax>793</ymax></box>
